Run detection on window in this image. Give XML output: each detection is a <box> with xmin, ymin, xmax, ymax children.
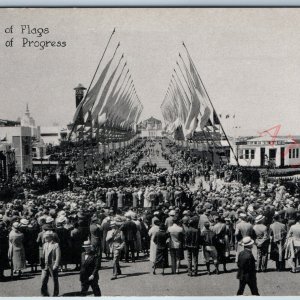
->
<box><xmin>297</xmin><ymin>149</ymin><xmax>299</xmax><ymax>158</ymax></box>
<box><xmin>245</xmin><ymin>149</ymin><xmax>249</xmax><ymax>159</ymax></box>
<box><xmin>289</xmin><ymin>149</ymin><xmax>292</xmax><ymax>159</ymax></box>
<box><xmin>293</xmin><ymin>149</ymin><xmax>296</xmax><ymax>158</ymax></box>
<box><xmin>251</xmin><ymin>149</ymin><xmax>255</xmax><ymax>159</ymax></box>
<box><xmin>239</xmin><ymin>149</ymin><xmax>243</xmax><ymax>159</ymax></box>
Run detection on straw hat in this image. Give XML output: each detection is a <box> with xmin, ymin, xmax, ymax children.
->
<box><xmin>255</xmin><ymin>215</ymin><xmax>265</xmax><ymax>224</ymax></box>
<box><xmin>20</xmin><ymin>218</ymin><xmax>29</xmax><ymax>226</ymax></box>
<box><xmin>241</xmin><ymin>236</ymin><xmax>254</xmax><ymax>247</ymax></box>
<box><xmin>46</xmin><ymin>216</ymin><xmax>54</xmax><ymax>224</ymax></box>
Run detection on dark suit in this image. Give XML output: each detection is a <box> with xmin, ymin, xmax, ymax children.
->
<box><xmin>90</xmin><ymin>223</ymin><xmax>103</xmax><ymax>266</ymax></box>
<box><xmin>185</xmin><ymin>227</ymin><xmax>201</xmax><ymax>275</ymax></box>
<box><xmin>121</xmin><ymin>220</ymin><xmax>137</xmax><ymax>262</ymax></box>
<box><xmin>237</xmin><ymin>249</ymin><xmax>259</xmax><ymax>295</ymax></box>
<box><xmin>80</xmin><ymin>252</ymin><xmax>101</xmax><ymax>296</ymax></box>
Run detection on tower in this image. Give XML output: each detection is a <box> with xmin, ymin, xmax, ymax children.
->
<box><xmin>74</xmin><ymin>83</ymin><xmax>86</xmax><ymax>108</ymax></box>
<box><xmin>74</xmin><ymin>84</ymin><xmax>86</xmax><ymax>126</ymax></box>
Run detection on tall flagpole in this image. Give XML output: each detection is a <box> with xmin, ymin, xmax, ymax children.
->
<box><xmin>182</xmin><ymin>42</ymin><xmax>239</xmax><ymax>166</ymax></box>
<box><xmin>175</xmin><ymin>63</ymin><xmax>213</xmax><ymax>154</ymax></box>
<box><xmin>68</xmin><ymin>28</ymin><xmax>116</xmax><ymax>141</ymax></box>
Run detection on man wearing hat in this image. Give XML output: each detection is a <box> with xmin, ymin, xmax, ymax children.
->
<box><xmin>253</xmin><ymin>215</ymin><xmax>270</xmax><ymax>272</ymax></box>
<box><xmin>185</xmin><ymin>219</ymin><xmax>201</xmax><ymax>276</ymax></box>
<box><xmin>235</xmin><ymin>213</ymin><xmax>255</xmax><ymax>262</ymax></box>
<box><xmin>201</xmin><ymin>221</ymin><xmax>219</xmax><ymax>275</ymax></box>
<box><xmin>165</xmin><ymin>210</ymin><xmax>175</xmax><ymax>228</ymax></box>
<box><xmin>120</xmin><ymin>214</ymin><xmax>137</xmax><ymax>263</ymax></box>
<box><xmin>236</xmin><ymin>236</ymin><xmax>260</xmax><ymax>295</ymax></box>
<box><xmin>90</xmin><ymin>216</ymin><xmax>103</xmax><ymax>268</ymax></box>
<box><xmin>106</xmin><ymin>219</ymin><xmax>125</xmax><ymax>280</ymax></box>
<box><xmin>80</xmin><ymin>240</ymin><xmax>101</xmax><ymax>296</ymax></box>
<box><xmin>0</xmin><ymin>214</ymin><xmax>8</xmax><ymax>281</ymax></box>
<box><xmin>269</xmin><ymin>213</ymin><xmax>287</xmax><ymax>271</ymax></box>
<box><xmin>41</xmin><ymin>230</ymin><xmax>61</xmax><ymax>297</ymax></box>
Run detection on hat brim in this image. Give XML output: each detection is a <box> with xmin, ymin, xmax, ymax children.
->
<box><xmin>242</xmin><ymin>240</ymin><xmax>254</xmax><ymax>246</ymax></box>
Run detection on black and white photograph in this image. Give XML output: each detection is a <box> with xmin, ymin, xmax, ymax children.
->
<box><xmin>1</xmin><ymin>7</ymin><xmax>300</xmax><ymax>296</ymax></box>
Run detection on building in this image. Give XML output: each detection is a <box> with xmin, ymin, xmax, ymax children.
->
<box><xmin>39</xmin><ymin>126</ymin><xmax>69</xmax><ymax>145</ymax></box>
<box><xmin>21</xmin><ymin>104</ymin><xmax>39</xmax><ymax>138</ymax></box>
<box><xmin>0</xmin><ymin>105</ymin><xmax>38</xmax><ymax>172</ymax></box>
<box><xmin>0</xmin><ymin>126</ymin><xmax>32</xmax><ymax>172</ymax></box>
<box><xmin>0</xmin><ymin>143</ymin><xmax>16</xmax><ymax>180</ymax></box>
<box><xmin>230</xmin><ymin>135</ymin><xmax>300</xmax><ymax>167</ymax></box>
<box><xmin>137</xmin><ymin>117</ymin><xmax>163</xmax><ymax>138</ymax></box>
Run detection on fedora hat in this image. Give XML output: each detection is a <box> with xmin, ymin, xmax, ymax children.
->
<box><xmin>241</xmin><ymin>236</ymin><xmax>254</xmax><ymax>247</ymax></box>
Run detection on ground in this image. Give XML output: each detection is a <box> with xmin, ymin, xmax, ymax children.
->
<box><xmin>1</xmin><ymin>253</ymin><xmax>299</xmax><ymax>297</ymax></box>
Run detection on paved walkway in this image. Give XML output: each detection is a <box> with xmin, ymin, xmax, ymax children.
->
<box><xmin>138</xmin><ymin>141</ymin><xmax>172</xmax><ymax>171</ymax></box>
<box><xmin>1</xmin><ymin>252</ymin><xmax>298</xmax><ymax>296</ymax></box>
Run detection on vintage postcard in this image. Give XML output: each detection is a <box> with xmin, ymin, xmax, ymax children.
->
<box><xmin>0</xmin><ymin>7</ymin><xmax>300</xmax><ymax>297</ymax></box>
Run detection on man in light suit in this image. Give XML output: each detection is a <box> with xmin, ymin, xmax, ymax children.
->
<box><xmin>168</xmin><ymin>217</ymin><xmax>184</xmax><ymax>274</ymax></box>
<box><xmin>235</xmin><ymin>214</ymin><xmax>256</xmax><ymax>262</ymax></box>
<box><xmin>40</xmin><ymin>230</ymin><xmax>61</xmax><ymax>297</ymax></box>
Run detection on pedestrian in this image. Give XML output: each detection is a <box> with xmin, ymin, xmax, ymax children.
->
<box><xmin>40</xmin><ymin>230</ymin><xmax>61</xmax><ymax>297</ymax></box>
<box><xmin>270</xmin><ymin>214</ymin><xmax>287</xmax><ymax>271</ymax></box>
<box><xmin>80</xmin><ymin>240</ymin><xmax>102</xmax><ymax>296</ymax></box>
<box><xmin>168</xmin><ymin>217</ymin><xmax>184</xmax><ymax>274</ymax></box>
<box><xmin>285</xmin><ymin>213</ymin><xmax>300</xmax><ymax>273</ymax></box>
<box><xmin>106</xmin><ymin>219</ymin><xmax>125</xmax><ymax>280</ymax></box>
<box><xmin>236</xmin><ymin>236</ymin><xmax>260</xmax><ymax>296</ymax></box>
<box><xmin>149</xmin><ymin>219</ymin><xmax>160</xmax><ymax>264</ymax></box>
<box><xmin>212</xmin><ymin>216</ymin><xmax>229</xmax><ymax>273</ymax></box>
<box><xmin>0</xmin><ymin>214</ymin><xmax>9</xmax><ymax>281</ymax></box>
<box><xmin>201</xmin><ymin>221</ymin><xmax>219</xmax><ymax>275</ymax></box>
<box><xmin>120</xmin><ymin>214</ymin><xmax>137</xmax><ymax>263</ymax></box>
<box><xmin>8</xmin><ymin>222</ymin><xmax>26</xmax><ymax>278</ymax></box>
<box><xmin>70</xmin><ymin>222</ymin><xmax>83</xmax><ymax>270</ymax></box>
<box><xmin>235</xmin><ymin>213</ymin><xmax>256</xmax><ymax>262</ymax></box>
<box><xmin>253</xmin><ymin>215</ymin><xmax>270</xmax><ymax>272</ymax></box>
<box><xmin>185</xmin><ymin>219</ymin><xmax>201</xmax><ymax>276</ymax></box>
<box><xmin>153</xmin><ymin>223</ymin><xmax>169</xmax><ymax>275</ymax></box>
<box><xmin>90</xmin><ymin>216</ymin><xmax>103</xmax><ymax>267</ymax></box>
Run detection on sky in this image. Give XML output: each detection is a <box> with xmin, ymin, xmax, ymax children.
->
<box><xmin>1</xmin><ymin>8</ymin><xmax>300</xmax><ymax>137</ymax></box>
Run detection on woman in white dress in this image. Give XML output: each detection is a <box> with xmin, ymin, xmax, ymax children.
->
<box><xmin>148</xmin><ymin>219</ymin><xmax>160</xmax><ymax>264</ymax></box>
<box><xmin>8</xmin><ymin>222</ymin><xmax>26</xmax><ymax>277</ymax></box>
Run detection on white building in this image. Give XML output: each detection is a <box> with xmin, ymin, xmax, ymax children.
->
<box><xmin>39</xmin><ymin>126</ymin><xmax>69</xmax><ymax>145</ymax></box>
<box><xmin>230</xmin><ymin>136</ymin><xmax>300</xmax><ymax>167</ymax></box>
<box><xmin>138</xmin><ymin>117</ymin><xmax>163</xmax><ymax>138</ymax></box>
<box><xmin>0</xmin><ymin>126</ymin><xmax>32</xmax><ymax>172</ymax></box>
<box><xmin>21</xmin><ymin>104</ymin><xmax>39</xmax><ymax>138</ymax></box>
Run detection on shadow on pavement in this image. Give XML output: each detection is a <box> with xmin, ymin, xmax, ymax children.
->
<box><xmin>62</xmin><ymin>291</ymin><xmax>93</xmax><ymax>297</ymax></box>
<box><xmin>124</xmin><ymin>271</ymin><xmax>150</xmax><ymax>278</ymax></box>
<box><xmin>58</xmin><ymin>271</ymin><xmax>80</xmax><ymax>277</ymax></box>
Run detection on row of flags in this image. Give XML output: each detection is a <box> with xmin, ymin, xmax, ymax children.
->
<box><xmin>71</xmin><ymin>29</ymin><xmax>143</xmax><ymax>141</ymax></box>
<box><xmin>160</xmin><ymin>43</ymin><xmax>222</xmax><ymax>141</ymax></box>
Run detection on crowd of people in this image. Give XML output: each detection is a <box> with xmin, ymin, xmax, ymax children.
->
<box><xmin>1</xmin><ymin>138</ymin><xmax>300</xmax><ymax>296</ymax></box>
